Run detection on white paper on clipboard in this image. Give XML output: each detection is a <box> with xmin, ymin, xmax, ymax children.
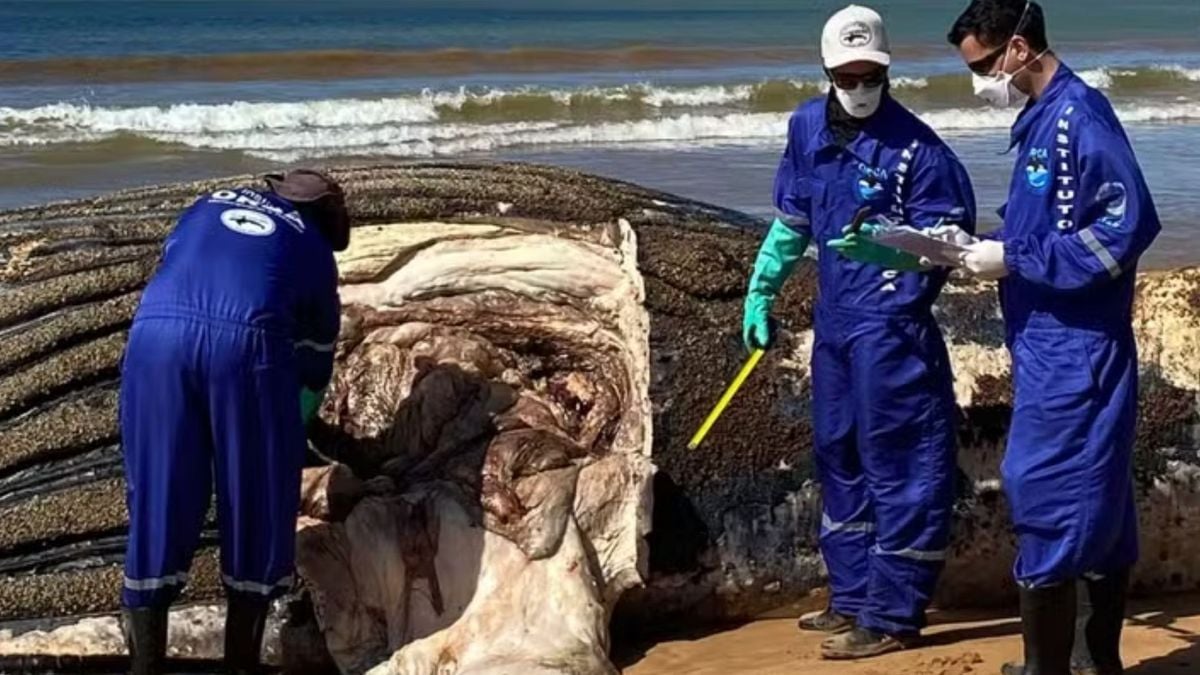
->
<box><xmin>871</xmin><ymin>228</ymin><xmax>967</xmax><ymax>267</ymax></box>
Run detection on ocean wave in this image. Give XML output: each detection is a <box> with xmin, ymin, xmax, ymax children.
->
<box><xmin>239</xmin><ymin>113</ymin><xmax>791</xmax><ymax>162</ymax></box>
<box><xmin>642</xmin><ymin>84</ymin><xmax>755</xmax><ymax>108</ymax></box>
<box><xmin>0</xmin><ymin>77</ymin><xmax>975</xmax><ymax>139</ymax></box>
<box><xmin>1163</xmin><ymin>65</ymin><xmax>1200</xmax><ymax>81</ymax></box>
<box><xmin>3</xmin><ymin>65</ymin><xmax>1193</xmax><ymax>138</ymax></box>
<box><xmin>3</xmin><ymin>72</ymin><xmax>1198</xmax><ymax>158</ymax></box>
<box><xmin>187</xmin><ymin>102</ymin><xmax>1200</xmax><ymax>161</ymax></box>
<box><xmin>0</xmin><ymin>97</ymin><xmax>443</xmax><ymax>134</ymax></box>
<box><xmin>0</xmin><ymin>81</ymin><xmax>813</xmax><ymax>134</ymax></box>
<box><xmin>922</xmin><ymin>101</ymin><xmax>1200</xmax><ymax>131</ymax></box>
<box><xmin>1079</xmin><ymin>69</ymin><xmax>1118</xmax><ymax>90</ymax></box>
<box><xmin>1078</xmin><ymin>64</ymin><xmax>1200</xmax><ymax>92</ymax></box>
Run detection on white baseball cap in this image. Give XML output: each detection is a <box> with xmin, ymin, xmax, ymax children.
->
<box><xmin>821</xmin><ymin>5</ymin><xmax>891</xmax><ymax>70</ymax></box>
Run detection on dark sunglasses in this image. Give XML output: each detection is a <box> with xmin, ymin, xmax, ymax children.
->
<box><xmin>967</xmin><ymin>43</ymin><xmax>1010</xmax><ymax>76</ymax></box>
<box><xmin>826</xmin><ymin>67</ymin><xmax>888</xmax><ymax>90</ymax></box>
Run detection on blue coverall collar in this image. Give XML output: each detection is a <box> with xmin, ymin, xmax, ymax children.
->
<box><xmin>1008</xmin><ymin>63</ymin><xmax>1075</xmax><ymax>151</ymax></box>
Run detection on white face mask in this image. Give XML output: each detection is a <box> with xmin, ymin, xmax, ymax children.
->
<box><xmin>972</xmin><ymin>44</ymin><xmax>1046</xmax><ymax>108</ymax></box>
<box><xmin>970</xmin><ymin>1</ymin><xmax>1045</xmax><ymax>108</ymax></box>
<box><xmin>834</xmin><ymin>82</ymin><xmax>884</xmax><ymax>119</ymax></box>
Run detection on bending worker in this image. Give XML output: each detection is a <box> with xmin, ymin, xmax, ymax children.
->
<box><xmin>935</xmin><ymin>1</ymin><xmax>1160</xmax><ymax>673</ymax></box>
<box><xmin>119</xmin><ymin>170</ymin><xmax>350</xmax><ymax>674</ymax></box>
<box><xmin>742</xmin><ymin>5</ymin><xmax>976</xmax><ymax>660</ymax></box>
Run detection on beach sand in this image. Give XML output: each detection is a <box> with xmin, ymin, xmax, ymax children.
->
<box><xmin>617</xmin><ymin>593</ymin><xmax>1200</xmax><ymax>675</ymax></box>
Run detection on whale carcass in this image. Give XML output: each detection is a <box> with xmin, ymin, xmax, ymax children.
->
<box><xmin>0</xmin><ymin>163</ymin><xmax>1197</xmax><ymax>673</ymax></box>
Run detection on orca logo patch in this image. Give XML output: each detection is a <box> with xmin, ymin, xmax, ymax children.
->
<box><xmin>840</xmin><ymin>22</ymin><xmax>873</xmax><ymax>47</ymax></box>
<box><xmin>220</xmin><ymin>208</ymin><xmax>276</xmax><ymax>237</ymax></box>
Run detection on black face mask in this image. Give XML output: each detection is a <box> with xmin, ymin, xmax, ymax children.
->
<box><xmin>825</xmin><ymin>80</ymin><xmax>890</xmax><ymax>147</ymax></box>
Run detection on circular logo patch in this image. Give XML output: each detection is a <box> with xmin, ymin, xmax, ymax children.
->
<box><xmin>220</xmin><ymin>208</ymin><xmax>275</xmax><ymax>237</ymax></box>
<box><xmin>1024</xmin><ymin>148</ymin><xmax>1050</xmax><ymax>195</ymax></box>
<box><xmin>840</xmin><ymin>21</ymin><xmax>873</xmax><ymax>47</ymax></box>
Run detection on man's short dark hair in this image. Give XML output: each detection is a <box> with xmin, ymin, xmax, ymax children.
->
<box><xmin>948</xmin><ymin>0</ymin><xmax>1049</xmax><ymax>52</ymax></box>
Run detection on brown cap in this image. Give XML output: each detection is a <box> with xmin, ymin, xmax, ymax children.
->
<box><xmin>263</xmin><ymin>169</ymin><xmax>344</xmax><ymax>204</ymax></box>
<box><xmin>264</xmin><ymin>168</ymin><xmax>351</xmax><ymax>251</ymax></box>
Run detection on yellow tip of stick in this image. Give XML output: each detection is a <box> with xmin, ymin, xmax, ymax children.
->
<box><xmin>687</xmin><ymin>348</ymin><xmax>766</xmax><ymax>450</ymax></box>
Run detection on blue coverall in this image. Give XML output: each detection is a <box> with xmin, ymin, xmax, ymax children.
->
<box><xmin>120</xmin><ymin>187</ymin><xmax>340</xmax><ymax>608</ymax></box>
<box><xmin>776</xmin><ymin>95</ymin><xmax>976</xmax><ymax>635</ymax></box>
<box><xmin>989</xmin><ymin>64</ymin><xmax>1160</xmax><ymax>588</ymax></box>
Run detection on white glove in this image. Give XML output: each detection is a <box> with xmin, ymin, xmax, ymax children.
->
<box><xmin>959</xmin><ymin>240</ymin><xmax>1008</xmax><ymax>280</ymax></box>
<box><xmin>927</xmin><ymin>223</ymin><xmax>979</xmax><ymax>247</ymax></box>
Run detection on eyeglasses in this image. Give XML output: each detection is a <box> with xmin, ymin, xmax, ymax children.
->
<box><xmin>967</xmin><ymin>43</ymin><xmax>1009</xmax><ymax>76</ymax></box>
<box><xmin>826</xmin><ymin>68</ymin><xmax>888</xmax><ymax>90</ymax></box>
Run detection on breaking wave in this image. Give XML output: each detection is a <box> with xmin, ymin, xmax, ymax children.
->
<box><xmin>3</xmin><ymin>65</ymin><xmax>1197</xmax><ymax>160</ymax></box>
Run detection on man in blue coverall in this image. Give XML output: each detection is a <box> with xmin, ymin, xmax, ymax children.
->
<box><xmin>742</xmin><ymin>4</ymin><xmax>976</xmax><ymax>660</ymax></box>
<box><xmin>119</xmin><ymin>170</ymin><xmax>350</xmax><ymax>675</ymax></box>
<box><xmin>891</xmin><ymin>2</ymin><xmax>1158</xmax><ymax>673</ymax></box>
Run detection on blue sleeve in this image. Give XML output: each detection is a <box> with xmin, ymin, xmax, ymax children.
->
<box><xmin>906</xmin><ymin>145</ymin><xmax>977</xmax><ymax>235</ymax></box>
<box><xmin>772</xmin><ymin>113</ymin><xmax>813</xmax><ymax>238</ymax></box>
<box><xmin>296</xmin><ymin>248</ymin><xmax>340</xmax><ymax>391</ymax></box>
<box><xmin>1005</xmin><ymin>115</ymin><xmax>1161</xmax><ymax>290</ymax></box>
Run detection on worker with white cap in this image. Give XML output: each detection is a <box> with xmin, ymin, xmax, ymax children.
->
<box><xmin>740</xmin><ymin>5</ymin><xmax>977</xmax><ymax>659</ymax></box>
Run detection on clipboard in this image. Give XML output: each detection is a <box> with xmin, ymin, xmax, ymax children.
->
<box><xmin>871</xmin><ymin>228</ymin><xmax>967</xmax><ymax>268</ymax></box>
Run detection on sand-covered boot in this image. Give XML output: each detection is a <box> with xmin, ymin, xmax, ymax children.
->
<box><xmin>798</xmin><ymin>606</ymin><xmax>854</xmax><ymax>634</ymax></box>
<box><xmin>820</xmin><ymin>627</ymin><xmax>907</xmax><ymax>660</ymax></box>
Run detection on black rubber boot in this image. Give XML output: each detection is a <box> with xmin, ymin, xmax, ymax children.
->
<box><xmin>224</xmin><ymin>594</ymin><xmax>270</xmax><ymax>675</ymax></box>
<box><xmin>1000</xmin><ymin>582</ymin><xmax>1076</xmax><ymax>675</ymax></box>
<box><xmin>1072</xmin><ymin>578</ymin><xmax>1099</xmax><ymax>675</ymax></box>
<box><xmin>122</xmin><ymin>606</ymin><xmax>168</xmax><ymax>675</ymax></box>
<box><xmin>1071</xmin><ymin>572</ymin><xmax>1130</xmax><ymax>675</ymax></box>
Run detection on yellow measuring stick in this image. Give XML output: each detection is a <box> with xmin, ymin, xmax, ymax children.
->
<box><xmin>687</xmin><ymin>348</ymin><xmax>766</xmax><ymax>450</ymax></box>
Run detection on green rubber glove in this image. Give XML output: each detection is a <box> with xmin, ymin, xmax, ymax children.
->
<box><xmin>300</xmin><ymin>387</ymin><xmax>325</xmax><ymax>425</ymax></box>
<box><xmin>827</xmin><ymin>222</ymin><xmax>926</xmax><ymax>272</ymax></box>
<box><xmin>743</xmin><ymin>218</ymin><xmax>810</xmax><ymax>350</ymax></box>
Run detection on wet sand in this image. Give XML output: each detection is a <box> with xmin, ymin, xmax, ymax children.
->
<box><xmin>618</xmin><ymin>593</ymin><xmax>1200</xmax><ymax>675</ymax></box>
